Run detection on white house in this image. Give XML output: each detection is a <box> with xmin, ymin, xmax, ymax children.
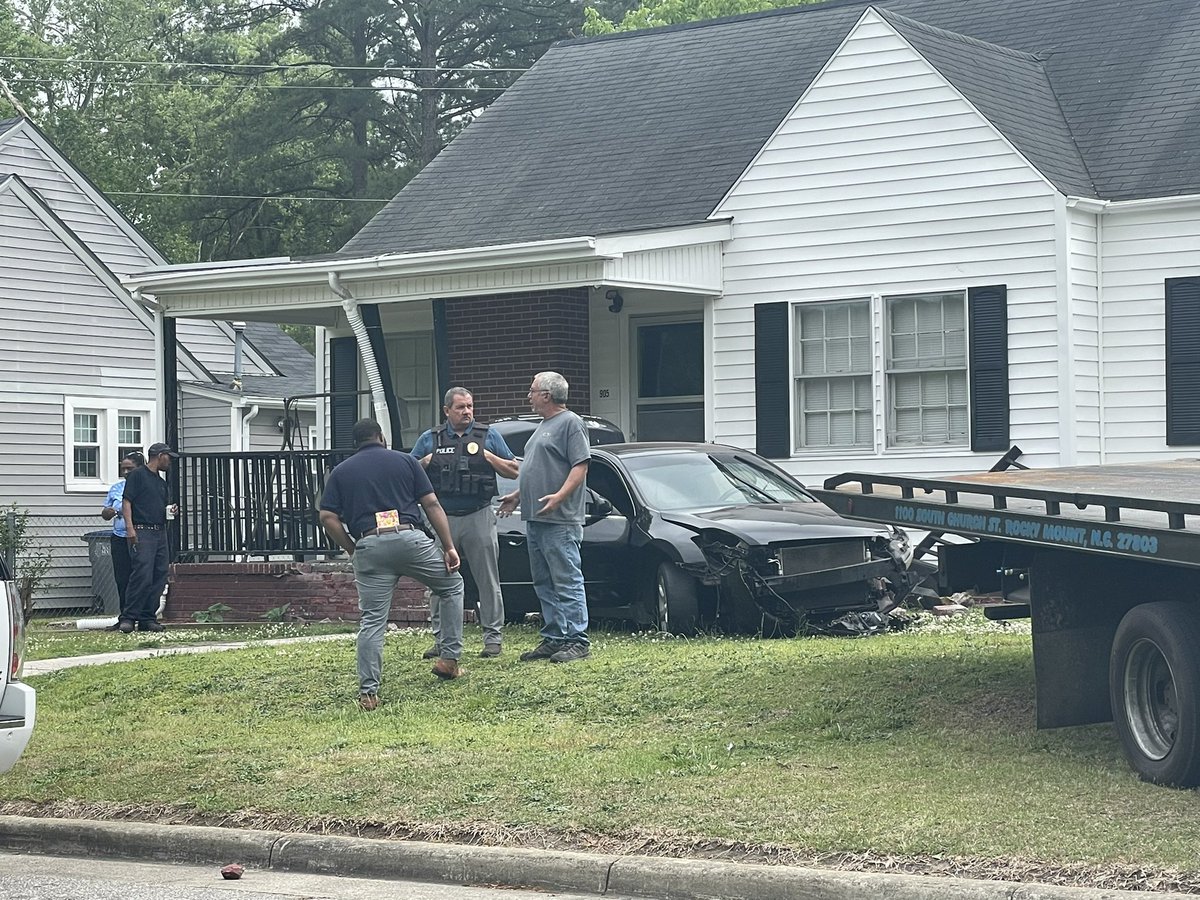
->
<box><xmin>124</xmin><ymin>0</ymin><xmax>1200</xmax><ymax>491</ymax></box>
<box><xmin>0</xmin><ymin>117</ymin><xmax>316</xmax><ymax>609</ymax></box>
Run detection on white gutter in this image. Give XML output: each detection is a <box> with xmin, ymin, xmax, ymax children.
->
<box><xmin>1067</xmin><ymin>192</ymin><xmax>1200</xmax><ymax>214</ymax></box>
<box><xmin>328</xmin><ymin>272</ymin><xmax>392</xmax><ymax>445</ymax></box>
<box><xmin>124</xmin><ymin>236</ymin><xmax>607</xmax><ymax>294</ymax></box>
<box><xmin>238</xmin><ymin>404</ymin><xmax>260</xmax><ymax>452</ymax></box>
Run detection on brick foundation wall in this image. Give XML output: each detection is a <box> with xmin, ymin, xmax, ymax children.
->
<box><xmin>444</xmin><ymin>289</ymin><xmax>590</xmax><ymax>418</ymax></box>
<box><xmin>167</xmin><ymin>562</ymin><xmax>430</xmax><ymax>625</ymax></box>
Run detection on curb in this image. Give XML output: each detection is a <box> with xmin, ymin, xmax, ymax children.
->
<box><xmin>0</xmin><ymin>815</ymin><xmax>1191</xmax><ymax>900</ymax></box>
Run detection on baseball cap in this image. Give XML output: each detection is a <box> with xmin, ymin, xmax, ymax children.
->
<box><xmin>147</xmin><ymin>442</ymin><xmax>180</xmax><ymax>458</ymax></box>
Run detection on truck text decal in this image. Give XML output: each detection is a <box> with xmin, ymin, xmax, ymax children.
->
<box><xmin>891</xmin><ymin>504</ymin><xmax>1160</xmax><ymax>556</ymax></box>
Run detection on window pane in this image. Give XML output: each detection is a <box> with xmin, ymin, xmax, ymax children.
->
<box><xmin>74</xmin><ymin>447</ymin><xmax>98</xmax><ymax>479</ymax></box>
<box><xmin>885</xmin><ymin>292</ymin><xmax>968</xmax><ymax>447</ymax></box>
<box><xmin>798</xmin><ymin>375</ymin><xmax>871</xmax><ymax>449</ymax></box>
<box><xmin>795</xmin><ymin>300</ymin><xmax>872</xmax><ymax>450</ymax></box>
<box><xmin>74</xmin><ymin>413</ymin><xmax>97</xmax><ymax>444</ymax></box>
<box><xmin>638</xmin><ymin>322</ymin><xmax>703</xmax><ymax>398</ymax></box>
<box><xmin>117</xmin><ymin>415</ymin><xmax>142</xmax><ymax>445</ymax></box>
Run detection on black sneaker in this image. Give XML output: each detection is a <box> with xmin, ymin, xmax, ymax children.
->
<box><xmin>549</xmin><ymin>642</ymin><xmax>590</xmax><ymax>664</ymax></box>
<box><xmin>519</xmin><ymin>640</ymin><xmax>562</xmax><ymax>662</ymax></box>
<box><xmin>118</xmin><ymin>619</ymin><xmax>135</xmax><ymax>634</ymax></box>
<box><xmin>138</xmin><ymin>621</ymin><xmax>166</xmax><ymax>633</ymax></box>
<box><xmin>422</xmin><ymin>645</ymin><xmax>440</xmax><ymax>660</ymax></box>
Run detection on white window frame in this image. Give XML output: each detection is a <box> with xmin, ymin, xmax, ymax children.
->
<box><xmin>63</xmin><ymin>397</ymin><xmax>156</xmax><ymax>493</ymax></box>
<box><xmin>792</xmin><ymin>299</ymin><xmax>874</xmax><ymax>451</ymax></box>
<box><xmin>790</xmin><ymin>289</ymin><xmax>971</xmax><ymax>455</ymax></box>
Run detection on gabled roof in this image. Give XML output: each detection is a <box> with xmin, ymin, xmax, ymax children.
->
<box><xmin>342</xmin><ymin>0</ymin><xmax>1200</xmax><ymax>258</ymax></box>
<box><xmin>878</xmin><ymin>10</ymin><xmax>1095</xmax><ymax>198</ymax></box>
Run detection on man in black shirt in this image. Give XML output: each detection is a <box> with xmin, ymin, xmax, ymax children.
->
<box><xmin>320</xmin><ymin>419</ymin><xmax>465</xmax><ymax>710</ymax></box>
<box><xmin>120</xmin><ymin>442</ymin><xmax>179</xmax><ymax>634</ymax></box>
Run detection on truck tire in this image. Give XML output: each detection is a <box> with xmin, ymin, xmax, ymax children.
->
<box><xmin>1110</xmin><ymin>601</ymin><xmax>1200</xmax><ymax>787</ymax></box>
<box><xmin>655</xmin><ymin>561</ymin><xmax>699</xmax><ymax>636</ymax></box>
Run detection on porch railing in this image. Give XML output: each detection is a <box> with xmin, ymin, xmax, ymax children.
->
<box><xmin>175</xmin><ymin>450</ymin><xmax>353</xmax><ymax>561</ymax></box>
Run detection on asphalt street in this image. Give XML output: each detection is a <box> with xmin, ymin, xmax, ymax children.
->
<box><xmin>0</xmin><ymin>851</ymin><xmax>638</xmax><ymax>900</ymax></box>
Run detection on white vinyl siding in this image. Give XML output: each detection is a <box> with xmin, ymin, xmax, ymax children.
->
<box><xmin>711</xmin><ymin>8</ymin><xmax>1060</xmax><ymax>485</ymax></box>
<box><xmin>1067</xmin><ymin>204</ymin><xmax>1101</xmax><ymax>463</ymax></box>
<box><xmin>1099</xmin><ymin>203</ymin><xmax>1200</xmax><ymax>462</ymax></box>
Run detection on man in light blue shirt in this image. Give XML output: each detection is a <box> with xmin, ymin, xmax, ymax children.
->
<box><xmin>99</xmin><ymin>452</ymin><xmax>143</xmax><ymax>616</ymax></box>
<box><xmin>412</xmin><ymin>387</ymin><xmax>518</xmax><ymax>658</ymax></box>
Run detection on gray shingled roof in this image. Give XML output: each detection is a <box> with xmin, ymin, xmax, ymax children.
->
<box><xmin>192</xmin><ymin>321</ymin><xmax>315</xmax><ymax>400</ymax></box>
<box><xmin>342</xmin><ymin>0</ymin><xmax>1200</xmax><ymax>258</ymax></box>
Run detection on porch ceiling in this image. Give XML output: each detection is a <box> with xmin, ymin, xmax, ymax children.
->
<box><xmin>122</xmin><ymin>223</ymin><xmax>729</xmax><ymax>321</ymax></box>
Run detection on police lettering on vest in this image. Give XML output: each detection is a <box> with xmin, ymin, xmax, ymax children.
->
<box><xmin>428</xmin><ymin>422</ymin><xmax>497</xmax><ymax>509</ymax></box>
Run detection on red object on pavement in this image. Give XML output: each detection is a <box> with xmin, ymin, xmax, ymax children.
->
<box><xmin>220</xmin><ymin>864</ymin><xmax>245</xmax><ymax>880</ymax></box>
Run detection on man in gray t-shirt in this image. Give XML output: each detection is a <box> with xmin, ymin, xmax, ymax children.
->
<box><xmin>498</xmin><ymin>371</ymin><xmax>592</xmax><ymax>663</ymax></box>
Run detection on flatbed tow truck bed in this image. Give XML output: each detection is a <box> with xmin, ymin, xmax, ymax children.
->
<box><xmin>811</xmin><ymin>457</ymin><xmax>1200</xmax><ymax>788</ymax></box>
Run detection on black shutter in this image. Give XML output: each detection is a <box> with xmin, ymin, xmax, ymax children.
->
<box><xmin>1166</xmin><ymin>277</ymin><xmax>1200</xmax><ymax>446</ymax></box>
<box><xmin>328</xmin><ymin>336</ymin><xmax>358</xmax><ymax>449</ymax></box>
<box><xmin>755</xmin><ymin>302</ymin><xmax>790</xmax><ymax>458</ymax></box>
<box><xmin>968</xmin><ymin>285</ymin><xmax>1009</xmax><ymax>453</ymax></box>
<box><xmin>359</xmin><ymin>304</ymin><xmax>404</xmax><ymax>446</ymax></box>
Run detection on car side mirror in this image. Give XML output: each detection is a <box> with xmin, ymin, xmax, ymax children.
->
<box><xmin>584</xmin><ymin>490</ymin><xmax>613</xmax><ymax>525</ymax></box>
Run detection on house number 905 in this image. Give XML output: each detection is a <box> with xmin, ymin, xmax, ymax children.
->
<box><xmin>598</xmin><ymin>389</ymin><xmax>610</xmax><ymax>398</ymax></box>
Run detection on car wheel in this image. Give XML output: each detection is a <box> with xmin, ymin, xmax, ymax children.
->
<box><xmin>655</xmin><ymin>561</ymin><xmax>699</xmax><ymax>636</ymax></box>
<box><xmin>1110</xmin><ymin>601</ymin><xmax>1200</xmax><ymax>787</ymax></box>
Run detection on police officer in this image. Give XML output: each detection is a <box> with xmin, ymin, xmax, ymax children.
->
<box><xmin>412</xmin><ymin>387</ymin><xmax>518</xmax><ymax>658</ymax></box>
<box><xmin>320</xmin><ymin>418</ymin><xmax>465</xmax><ymax>710</ymax></box>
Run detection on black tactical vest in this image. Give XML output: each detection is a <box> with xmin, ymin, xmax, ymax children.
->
<box><xmin>428</xmin><ymin>422</ymin><xmax>497</xmax><ymax>504</ymax></box>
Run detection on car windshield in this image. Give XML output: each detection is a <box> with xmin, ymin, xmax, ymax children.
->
<box><xmin>621</xmin><ymin>452</ymin><xmax>815</xmax><ymax>511</ymax></box>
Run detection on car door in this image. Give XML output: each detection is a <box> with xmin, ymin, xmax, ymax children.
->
<box><xmin>578</xmin><ymin>460</ymin><xmax>635</xmax><ymax>606</ymax></box>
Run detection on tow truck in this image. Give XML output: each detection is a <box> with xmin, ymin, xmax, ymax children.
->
<box><xmin>812</xmin><ymin>449</ymin><xmax>1200</xmax><ymax>788</ymax></box>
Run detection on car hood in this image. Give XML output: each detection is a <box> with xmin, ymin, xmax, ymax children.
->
<box><xmin>660</xmin><ymin>502</ymin><xmax>891</xmax><ymax>543</ymax></box>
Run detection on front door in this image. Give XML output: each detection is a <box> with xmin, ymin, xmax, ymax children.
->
<box><xmin>633</xmin><ymin>317</ymin><xmax>704</xmax><ymax>442</ymax></box>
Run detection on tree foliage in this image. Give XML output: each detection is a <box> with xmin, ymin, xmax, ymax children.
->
<box><xmin>0</xmin><ymin>0</ymin><xmax>582</xmax><ymax>263</ymax></box>
<box><xmin>583</xmin><ymin>0</ymin><xmax>813</xmax><ymax>35</ymax></box>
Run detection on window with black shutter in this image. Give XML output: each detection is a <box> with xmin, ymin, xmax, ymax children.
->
<box><xmin>328</xmin><ymin>337</ymin><xmax>359</xmax><ymax>449</ymax></box>
<box><xmin>1166</xmin><ymin>277</ymin><xmax>1200</xmax><ymax>446</ymax></box>
<box><xmin>755</xmin><ymin>302</ymin><xmax>790</xmax><ymax>458</ymax></box>
<box><xmin>968</xmin><ymin>285</ymin><xmax>1009</xmax><ymax>453</ymax></box>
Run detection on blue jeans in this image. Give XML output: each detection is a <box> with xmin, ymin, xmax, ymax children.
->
<box><xmin>352</xmin><ymin>530</ymin><xmax>464</xmax><ymax>695</ymax></box>
<box><xmin>526</xmin><ymin>520</ymin><xmax>588</xmax><ymax>645</ymax></box>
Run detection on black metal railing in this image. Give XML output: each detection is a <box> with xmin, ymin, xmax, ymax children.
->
<box><xmin>175</xmin><ymin>450</ymin><xmax>353</xmax><ymax>561</ymax></box>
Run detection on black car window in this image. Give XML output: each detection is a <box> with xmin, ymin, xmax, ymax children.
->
<box><xmin>586</xmin><ymin>461</ymin><xmax>634</xmax><ymax>518</ymax></box>
<box><xmin>622</xmin><ymin>451</ymin><xmax>814</xmax><ymax>510</ymax></box>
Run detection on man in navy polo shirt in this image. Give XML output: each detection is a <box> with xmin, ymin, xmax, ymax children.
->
<box><xmin>120</xmin><ymin>442</ymin><xmax>178</xmax><ymax>634</ymax></box>
<box><xmin>320</xmin><ymin>418</ymin><xmax>465</xmax><ymax>710</ymax></box>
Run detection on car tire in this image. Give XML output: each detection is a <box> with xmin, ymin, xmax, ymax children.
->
<box><xmin>655</xmin><ymin>561</ymin><xmax>700</xmax><ymax>636</ymax></box>
<box><xmin>1109</xmin><ymin>601</ymin><xmax>1200</xmax><ymax>787</ymax></box>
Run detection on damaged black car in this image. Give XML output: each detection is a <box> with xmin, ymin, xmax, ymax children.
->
<box><xmin>493</xmin><ymin>443</ymin><xmax>930</xmax><ymax>635</ymax></box>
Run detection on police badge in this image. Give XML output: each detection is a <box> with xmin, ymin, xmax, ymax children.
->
<box><xmin>466</xmin><ymin>441</ymin><xmax>480</xmax><ymax>455</ymax></box>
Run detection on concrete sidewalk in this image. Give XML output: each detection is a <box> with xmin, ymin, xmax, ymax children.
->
<box><xmin>0</xmin><ymin>816</ymin><xmax>1191</xmax><ymax>900</ymax></box>
<box><xmin>24</xmin><ymin>632</ymin><xmax>355</xmax><ymax>676</ymax></box>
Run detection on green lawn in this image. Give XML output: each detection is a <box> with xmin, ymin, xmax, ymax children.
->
<box><xmin>5</xmin><ymin>613</ymin><xmax>1199</xmax><ymax>891</ymax></box>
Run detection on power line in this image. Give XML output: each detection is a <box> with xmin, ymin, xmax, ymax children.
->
<box><xmin>105</xmin><ymin>190</ymin><xmax>392</xmax><ymax>202</ymax></box>
<box><xmin>4</xmin><ymin>77</ymin><xmax>507</xmax><ymax>92</ymax></box>
<box><xmin>0</xmin><ymin>55</ymin><xmax>530</xmax><ymax>73</ymax></box>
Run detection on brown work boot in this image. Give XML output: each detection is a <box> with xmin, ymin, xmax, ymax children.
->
<box><xmin>432</xmin><ymin>657</ymin><xmax>463</xmax><ymax>680</ymax></box>
<box><xmin>479</xmin><ymin>643</ymin><xmax>502</xmax><ymax>658</ymax></box>
<box><xmin>357</xmin><ymin>692</ymin><xmax>380</xmax><ymax>711</ymax></box>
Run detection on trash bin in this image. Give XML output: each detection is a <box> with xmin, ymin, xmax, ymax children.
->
<box><xmin>82</xmin><ymin>530</ymin><xmax>121</xmax><ymax>615</ymax></box>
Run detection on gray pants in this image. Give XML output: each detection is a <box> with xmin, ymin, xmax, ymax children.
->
<box><xmin>430</xmin><ymin>505</ymin><xmax>505</xmax><ymax>647</ymax></box>
<box><xmin>352</xmin><ymin>529</ymin><xmax>464</xmax><ymax>695</ymax></box>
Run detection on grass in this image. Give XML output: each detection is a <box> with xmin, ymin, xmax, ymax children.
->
<box><xmin>5</xmin><ymin>612</ymin><xmax>1200</xmax><ymax>891</ymax></box>
<box><xmin>24</xmin><ymin>621</ymin><xmax>358</xmax><ymax>660</ymax></box>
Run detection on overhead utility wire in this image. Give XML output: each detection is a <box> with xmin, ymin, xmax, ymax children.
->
<box><xmin>105</xmin><ymin>190</ymin><xmax>391</xmax><ymax>202</ymax></box>
<box><xmin>0</xmin><ymin>55</ymin><xmax>530</xmax><ymax>73</ymax></box>
<box><xmin>5</xmin><ymin>77</ymin><xmax>507</xmax><ymax>92</ymax></box>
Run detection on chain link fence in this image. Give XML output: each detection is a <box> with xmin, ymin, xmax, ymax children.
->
<box><xmin>3</xmin><ymin>511</ymin><xmax>126</xmax><ymax>619</ymax></box>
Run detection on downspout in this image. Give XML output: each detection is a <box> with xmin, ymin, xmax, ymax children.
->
<box><xmin>239</xmin><ymin>404</ymin><xmax>260</xmax><ymax>451</ymax></box>
<box><xmin>328</xmin><ymin>272</ymin><xmax>392</xmax><ymax>444</ymax></box>
<box><xmin>231</xmin><ymin>321</ymin><xmax>246</xmax><ymax>392</ymax></box>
